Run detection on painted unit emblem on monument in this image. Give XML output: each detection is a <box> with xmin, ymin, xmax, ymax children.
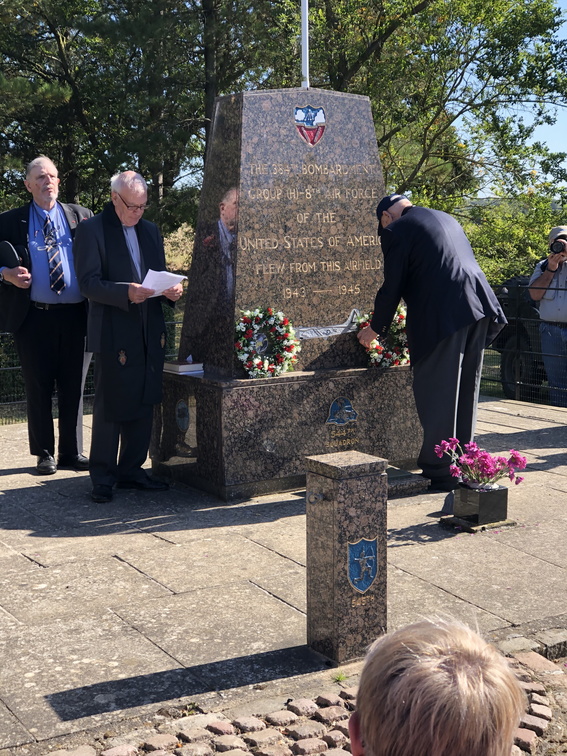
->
<box><xmin>294</xmin><ymin>106</ymin><xmax>326</xmax><ymax>146</ymax></box>
<box><xmin>348</xmin><ymin>538</ymin><xmax>377</xmax><ymax>594</ymax></box>
<box><xmin>326</xmin><ymin>396</ymin><xmax>358</xmax><ymax>425</ymax></box>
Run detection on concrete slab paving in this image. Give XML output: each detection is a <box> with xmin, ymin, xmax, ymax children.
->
<box><xmin>17</xmin><ymin>529</ymin><xmax>173</xmax><ymax>568</ymax></box>
<box><xmin>485</xmin><ymin>519</ymin><xmax>567</xmax><ymax>569</ymax></box>
<box><xmin>234</xmin><ymin>517</ymin><xmax>307</xmax><ymax>565</ymax></box>
<box><xmin>0</xmin><ymin>613</ymin><xmax>201</xmax><ymax>740</ymax></box>
<box><xmin>112</xmin><ymin>582</ymin><xmax>307</xmax><ymax>675</ymax></box>
<box><xmin>0</xmin><ymin>555</ymin><xmax>173</xmax><ymax>623</ymax></box>
<box><xmin>2</xmin><ymin>396</ymin><xmax>567</xmax><ymax>750</ymax></box>
<box><xmin>0</xmin><ymin>700</ymin><xmax>33</xmax><ymax>750</ymax></box>
<box><xmin>120</xmin><ymin>533</ymin><xmax>306</xmax><ymax>594</ymax></box>
<box><xmin>250</xmin><ymin>561</ymin><xmax>307</xmax><ymax>613</ymax></box>
<box><xmin>387</xmin><ymin>565</ymin><xmax>509</xmax><ymax>633</ymax></box>
<box><xmin>388</xmin><ymin>534</ymin><xmax>567</xmax><ymax>625</ymax></box>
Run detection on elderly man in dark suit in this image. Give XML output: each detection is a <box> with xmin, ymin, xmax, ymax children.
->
<box><xmin>358</xmin><ymin>194</ymin><xmax>506</xmax><ymax>491</ymax></box>
<box><xmin>0</xmin><ymin>156</ymin><xmax>92</xmax><ymax>474</ymax></box>
<box><xmin>74</xmin><ymin>171</ymin><xmax>183</xmax><ymax>503</ymax></box>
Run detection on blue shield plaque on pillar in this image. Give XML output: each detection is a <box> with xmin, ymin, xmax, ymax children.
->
<box><xmin>348</xmin><ymin>537</ymin><xmax>377</xmax><ymax>594</ymax></box>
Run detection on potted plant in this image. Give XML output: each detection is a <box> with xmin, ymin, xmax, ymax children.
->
<box><xmin>434</xmin><ymin>438</ymin><xmax>527</xmax><ymax>525</ymax></box>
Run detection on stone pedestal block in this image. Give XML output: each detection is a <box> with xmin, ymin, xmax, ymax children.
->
<box><xmin>305</xmin><ymin>451</ymin><xmax>388</xmax><ymax>663</ymax></box>
<box><xmin>152</xmin><ymin>366</ymin><xmax>421</xmax><ymax>501</ymax></box>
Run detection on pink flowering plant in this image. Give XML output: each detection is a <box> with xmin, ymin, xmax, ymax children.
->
<box><xmin>434</xmin><ymin>438</ymin><xmax>527</xmax><ymax>488</ymax></box>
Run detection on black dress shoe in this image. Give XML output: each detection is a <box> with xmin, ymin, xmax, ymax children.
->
<box><xmin>116</xmin><ymin>477</ymin><xmax>169</xmax><ymax>491</ymax></box>
<box><xmin>37</xmin><ymin>455</ymin><xmax>57</xmax><ymax>475</ymax></box>
<box><xmin>57</xmin><ymin>453</ymin><xmax>89</xmax><ymax>471</ymax></box>
<box><xmin>91</xmin><ymin>484</ymin><xmax>113</xmax><ymax>503</ymax></box>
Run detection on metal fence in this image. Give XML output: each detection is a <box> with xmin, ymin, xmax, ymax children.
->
<box><xmin>0</xmin><ymin>317</ymin><xmax>183</xmax><ymax>425</ymax></box>
<box><xmin>1</xmin><ymin>291</ymin><xmax>563</xmax><ymax>423</ymax></box>
<box><xmin>481</xmin><ymin>278</ymin><xmax>566</xmax><ymax>406</ymax></box>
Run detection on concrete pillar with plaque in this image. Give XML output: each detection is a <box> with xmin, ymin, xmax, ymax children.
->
<box><xmin>151</xmin><ymin>87</ymin><xmax>422</xmax><ymax>499</ymax></box>
<box><xmin>305</xmin><ymin>451</ymin><xmax>388</xmax><ymax>662</ymax></box>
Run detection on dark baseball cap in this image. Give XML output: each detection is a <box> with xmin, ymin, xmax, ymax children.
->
<box><xmin>376</xmin><ymin>194</ymin><xmax>408</xmax><ymax>235</ymax></box>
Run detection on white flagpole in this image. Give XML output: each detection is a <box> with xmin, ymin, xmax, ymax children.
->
<box><xmin>301</xmin><ymin>0</ymin><xmax>310</xmax><ymax>88</ymax></box>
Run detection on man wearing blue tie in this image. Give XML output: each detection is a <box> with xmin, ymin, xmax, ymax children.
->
<box><xmin>0</xmin><ymin>156</ymin><xmax>92</xmax><ymax>474</ymax></box>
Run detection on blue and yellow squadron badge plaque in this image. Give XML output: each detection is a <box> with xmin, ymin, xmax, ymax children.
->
<box><xmin>326</xmin><ymin>396</ymin><xmax>358</xmax><ymax>425</ymax></box>
<box><xmin>348</xmin><ymin>537</ymin><xmax>378</xmax><ymax>594</ymax></box>
<box><xmin>294</xmin><ymin>105</ymin><xmax>326</xmax><ymax>146</ymax></box>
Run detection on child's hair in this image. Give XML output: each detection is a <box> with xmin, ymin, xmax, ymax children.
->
<box><xmin>355</xmin><ymin>619</ymin><xmax>525</xmax><ymax>756</ymax></box>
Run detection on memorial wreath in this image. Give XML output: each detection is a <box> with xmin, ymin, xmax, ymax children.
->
<box><xmin>356</xmin><ymin>304</ymin><xmax>410</xmax><ymax>367</ymax></box>
<box><xmin>235</xmin><ymin>307</ymin><xmax>301</xmax><ymax>378</ymax></box>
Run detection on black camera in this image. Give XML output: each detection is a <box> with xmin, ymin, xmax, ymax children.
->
<box><xmin>550</xmin><ymin>236</ymin><xmax>567</xmax><ymax>253</ymax></box>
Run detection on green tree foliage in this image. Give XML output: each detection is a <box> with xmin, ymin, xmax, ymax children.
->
<box><xmin>0</xmin><ymin>0</ymin><xmax>566</xmax><ymax>235</ymax></box>
<box><xmin>462</xmin><ymin>188</ymin><xmax>567</xmax><ymax>285</ymax></box>
<box><xmin>300</xmin><ymin>0</ymin><xmax>567</xmax><ymax>203</ymax></box>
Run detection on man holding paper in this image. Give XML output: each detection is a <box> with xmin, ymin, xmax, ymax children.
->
<box><xmin>74</xmin><ymin>171</ymin><xmax>183</xmax><ymax>503</ymax></box>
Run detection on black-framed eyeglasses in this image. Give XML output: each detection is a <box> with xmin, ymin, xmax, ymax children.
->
<box><xmin>116</xmin><ymin>191</ymin><xmax>149</xmax><ymax>211</ymax></box>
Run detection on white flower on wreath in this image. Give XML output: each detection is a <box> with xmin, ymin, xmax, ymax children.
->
<box><xmin>356</xmin><ymin>304</ymin><xmax>410</xmax><ymax>368</ymax></box>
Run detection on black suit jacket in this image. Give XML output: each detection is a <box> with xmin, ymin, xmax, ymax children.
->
<box><xmin>370</xmin><ymin>206</ymin><xmax>506</xmax><ymax>365</ymax></box>
<box><xmin>74</xmin><ymin>202</ymin><xmax>172</xmax><ymax>422</ymax></box>
<box><xmin>0</xmin><ymin>201</ymin><xmax>92</xmax><ymax>333</ymax></box>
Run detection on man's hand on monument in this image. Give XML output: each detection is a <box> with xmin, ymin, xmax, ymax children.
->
<box><xmin>358</xmin><ymin>325</ymin><xmax>378</xmax><ymax>349</ymax></box>
<box><xmin>128</xmin><ymin>282</ymin><xmax>155</xmax><ymax>303</ymax></box>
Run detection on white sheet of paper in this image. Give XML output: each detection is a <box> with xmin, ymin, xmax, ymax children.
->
<box><xmin>141</xmin><ymin>269</ymin><xmax>187</xmax><ymax>297</ymax></box>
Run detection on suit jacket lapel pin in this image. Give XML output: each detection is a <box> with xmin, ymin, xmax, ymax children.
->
<box><xmin>118</xmin><ymin>349</ymin><xmax>127</xmax><ymax>366</ymax></box>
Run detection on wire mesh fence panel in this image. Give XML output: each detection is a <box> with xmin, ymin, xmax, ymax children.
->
<box><xmin>4</xmin><ymin>301</ymin><xmax>562</xmax><ymax>424</ymax></box>
<box><xmin>0</xmin><ymin>317</ymin><xmax>183</xmax><ymax>425</ymax></box>
<box><xmin>490</xmin><ymin>277</ymin><xmax>554</xmax><ymax>405</ymax></box>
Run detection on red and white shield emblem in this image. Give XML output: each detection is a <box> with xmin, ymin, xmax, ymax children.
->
<box><xmin>295</xmin><ymin>105</ymin><xmax>326</xmax><ymax>146</ymax></box>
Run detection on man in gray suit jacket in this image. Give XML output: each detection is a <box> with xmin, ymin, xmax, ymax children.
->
<box><xmin>0</xmin><ymin>156</ymin><xmax>92</xmax><ymax>474</ymax></box>
<box><xmin>358</xmin><ymin>195</ymin><xmax>506</xmax><ymax>491</ymax></box>
<box><xmin>74</xmin><ymin>171</ymin><xmax>183</xmax><ymax>503</ymax></box>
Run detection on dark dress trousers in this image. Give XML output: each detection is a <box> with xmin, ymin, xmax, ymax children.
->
<box><xmin>0</xmin><ymin>202</ymin><xmax>92</xmax><ymax>458</ymax></box>
<box><xmin>74</xmin><ymin>202</ymin><xmax>171</xmax><ymax>486</ymax></box>
<box><xmin>370</xmin><ymin>206</ymin><xmax>506</xmax><ymax>482</ymax></box>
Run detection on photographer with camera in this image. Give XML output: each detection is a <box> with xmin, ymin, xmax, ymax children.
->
<box><xmin>529</xmin><ymin>225</ymin><xmax>567</xmax><ymax>406</ymax></box>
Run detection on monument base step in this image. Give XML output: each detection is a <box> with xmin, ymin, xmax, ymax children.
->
<box><xmin>386</xmin><ymin>466</ymin><xmax>430</xmax><ymax>498</ymax></box>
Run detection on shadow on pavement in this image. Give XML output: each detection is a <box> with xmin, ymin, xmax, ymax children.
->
<box><xmin>46</xmin><ymin>645</ymin><xmax>329</xmax><ymax>721</ymax></box>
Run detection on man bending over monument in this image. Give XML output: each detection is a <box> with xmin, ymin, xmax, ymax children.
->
<box><xmin>358</xmin><ymin>195</ymin><xmax>506</xmax><ymax>492</ymax></box>
<box><xmin>349</xmin><ymin>619</ymin><xmax>524</xmax><ymax>756</ymax></box>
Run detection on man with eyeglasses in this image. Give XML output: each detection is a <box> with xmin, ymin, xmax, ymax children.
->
<box><xmin>0</xmin><ymin>156</ymin><xmax>92</xmax><ymax>475</ymax></box>
<box><xmin>74</xmin><ymin>171</ymin><xmax>183</xmax><ymax>503</ymax></box>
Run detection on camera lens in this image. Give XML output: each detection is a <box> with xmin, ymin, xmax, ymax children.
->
<box><xmin>550</xmin><ymin>240</ymin><xmax>565</xmax><ymax>253</ymax></box>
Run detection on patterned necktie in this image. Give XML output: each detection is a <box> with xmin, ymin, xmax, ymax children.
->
<box><xmin>43</xmin><ymin>215</ymin><xmax>65</xmax><ymax>293</ymax></box>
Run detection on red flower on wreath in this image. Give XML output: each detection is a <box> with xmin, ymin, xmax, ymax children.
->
<box><xmin>234</xmin><ymin>307</ymin><xmax>301</xmax><ymax>378</ymax></box>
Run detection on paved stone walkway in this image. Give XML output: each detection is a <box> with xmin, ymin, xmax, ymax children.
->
<box><xmin>1</xmin><ymin>396</ymin><xmax>567</xmax><ymax>754</ymax></box>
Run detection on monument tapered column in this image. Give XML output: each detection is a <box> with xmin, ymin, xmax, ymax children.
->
<box><xmin>179</xmin><ymin>88</ymin><xmax>384</xmax><ymax>375</ymax></box>
<box><xmin>153</xmin><ymin>88</ymin><xmax>422</xmax><ymax>500</ymax></box>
